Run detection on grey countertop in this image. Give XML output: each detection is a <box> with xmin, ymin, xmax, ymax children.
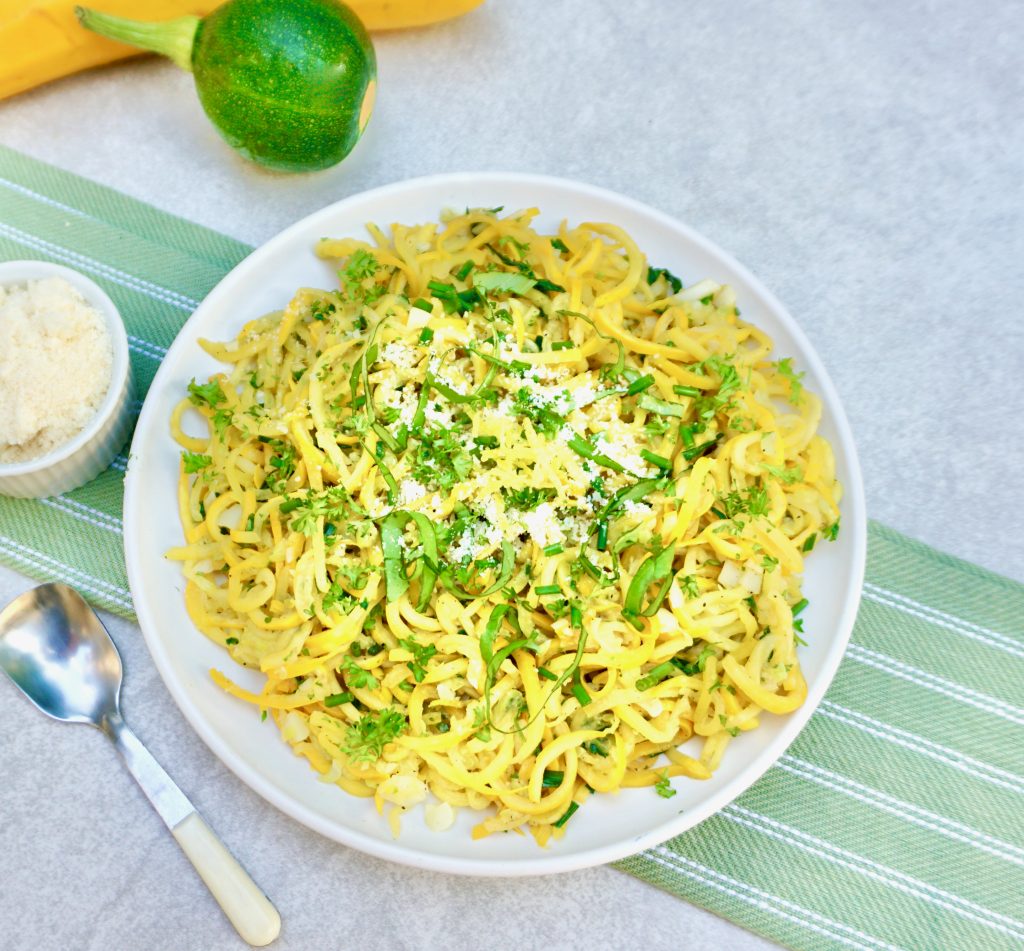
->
<box><xmin>0</xmin><ymin>1</ymin><xmax>1021</xmax><ymax>948</ymax></box>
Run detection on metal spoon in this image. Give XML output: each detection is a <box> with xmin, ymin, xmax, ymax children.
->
<box><xmin>0</xmin><ymin>583</ymin><xmax>281</xmax><ymax>947</ymax></box>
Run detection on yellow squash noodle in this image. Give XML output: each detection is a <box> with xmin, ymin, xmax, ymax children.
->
<box><xmin>168</xmin><ymin>207</ymin><xmax>842</xmax><ymax>842</ymax></box>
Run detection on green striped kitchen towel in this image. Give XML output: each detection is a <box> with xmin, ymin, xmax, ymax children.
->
<box><xmin>1</xmin><ymin>144</ymin><xmax>1021</xmax><ymax>951</ymax></box>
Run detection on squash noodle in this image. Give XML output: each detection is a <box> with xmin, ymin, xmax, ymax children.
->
<box><xmin>168</xmin><ymin>207</ymin><xmax>841</xmax><ymax>844</ymax></box>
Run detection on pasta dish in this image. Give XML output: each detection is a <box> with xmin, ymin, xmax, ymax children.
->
<box><xmin>168</xmin><ymin>207</ymin><xmax>841</xmax><ymax>843</ymax></box>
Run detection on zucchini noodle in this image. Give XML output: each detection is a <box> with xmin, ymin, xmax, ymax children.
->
<box><xmin>168</xmin><ymin>207</ymin><xmax>842</xmax><ymax>844</ymax></box>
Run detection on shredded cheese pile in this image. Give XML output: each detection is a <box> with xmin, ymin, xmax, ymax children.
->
<box><xmin>168</xmin><ymin>207</ymin><xmax>842</xmax><ymax>844</ymax></box>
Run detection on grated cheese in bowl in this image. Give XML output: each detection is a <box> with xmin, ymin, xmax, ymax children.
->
<box><xmin>0</xmin><ymin>260</ymin><xmax>133</xmax><ymax>499</ymax></box>
<box><xmin>0</xmin><ymin>276</ymin><xmax>113</xmax><ymax>464</ymax></box>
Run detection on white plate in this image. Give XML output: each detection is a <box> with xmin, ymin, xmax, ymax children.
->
<box><xmin>124</xmin><ymin>173</ymin><xmax>866</xmax><ymax>876</ymax></box>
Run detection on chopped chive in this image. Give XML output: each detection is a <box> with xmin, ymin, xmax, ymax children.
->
<box><xmin>593</xmin><ymin>452</ymin><xmax>626</xmax><ymax>473</ymax></box>
<box><xmin>324</xmin><ymin>692</ymin><xmax>354</xmax><ymax>707</ymax></box>
<box><xmin>537</xmin><ymin>666</ymin><xmax>558</xmax><ymax>681</ymax></box>
<box><xmin>636</xmin><ymin>661</ymin><xmax>676</xmax><ymax>691</ymax></box>
<box><xmin>419</xmin><ymin>327</ymin><xmax>435</xmax><ymax>343</ymax></box>
<box><xmin>802</xmin><ymin>533</ymin><xmax>817</xmax><ymax>552</ymax></box>
<box><xmin>455</xmin><ymin>259</ymin><xmax>474</xmax><ymax>280</ymax></box>
<box><xmin>673</xmin><ymin>385</ymin><xmax>702</xmax><ymax>397</ymax></box>
<box><xmin>682</xmin><ymin>437</ymin><xmax>719</xmax><ymax>461</ymax></box>
<box><xmin>225</xmin><ymin>637</ymin><xmax>239</xmax><ymax>645</ymax></box>
<box><xmin>792</xmin><ymin>598</ymin><xmax>809</xmax><ymax>616</ymax></box>
<box><xmin>680</xmin><ymin>425</ymin><xmax>696</xmax><ymax>449</ymax></box>
<box><xmin>542</xmin><ymin>770</ymin><xmax>565</xmax><ymax>787</ymax></box>
<box><xmin>570</xmin><ymin>603</ymin><xmax>582</xmax><ymax>628</ymax></box>
<box><xmin>554</xmin><ymin>801</ymin><xmax>580</xmax><ymax>828</ymax></box>
<box><xmin>627</xmin><ymin>374</ymin><xmax>656</xmax><ymax>396</ymax></box>
<box><xmin>640</xmin><ymin>449</ymin><xmax>672</xmax><ymax>470</ymax></box>
<box><xmin>543</xmin><ymin>543</ymin><xmax>564</xmax><ymax>556</ymax></box>
<box><xmin>412</xmin><ymin>298</ymin><xmax>433</xmax><ymax>312</ymax></box>
<box><xmin>536</xmin><ymin>584</ymin><xmax>561</xmax><ymax>595</ymax></box>
<box><xmin>551</xmin><ymin>340</ymin><xmax>575</xmax><ymax>351</ymax></box>
<box><xmin>572</xmin><ymin>679</ymin><xmax>591</xmax><ymax>707</ymax></box>
<box><xmin>567</xmin><ymin>436</ymin><xmax>625</xmax><ymax>473</ymax></box>
<box><xmin>551</xmin><ymin>238</ymin><xmax>570</xmax><ymax>253</ymax></box>
<box><xmin>596</xmin><ymin>520</ymin><xmax>608</xmax><ymax>551</ymax></box>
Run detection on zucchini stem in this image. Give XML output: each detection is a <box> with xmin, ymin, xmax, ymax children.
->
<box><xmin>74</xmin><ymin>7</ymin><xmax>199</xmax><ymax>73</ymax></box>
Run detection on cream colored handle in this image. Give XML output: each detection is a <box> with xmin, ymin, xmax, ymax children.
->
<box><xmin>171</xmin><ymin>812</ymin><xmax>281</xmax><ymax>947</ymax></box>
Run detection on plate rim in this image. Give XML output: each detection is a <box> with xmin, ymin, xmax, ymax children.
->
<box><xmin>123</xmin><ymin>170</ymin><xmax>867</xmax><ymax>876</ymax></box>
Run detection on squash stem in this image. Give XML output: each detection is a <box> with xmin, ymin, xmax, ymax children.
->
<box><xmin>74</xmin><ymin>7</ymin><xmax>199</xmax><ymax>73</ymax></box>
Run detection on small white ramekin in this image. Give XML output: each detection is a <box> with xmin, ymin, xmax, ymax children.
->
<box><xmin>0</xmin><ymin>260</ymin><xmax>135</xmax><ymax>499</ymax></box>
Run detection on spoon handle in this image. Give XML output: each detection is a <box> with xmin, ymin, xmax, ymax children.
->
<box><xmin>106</xmin><ymin>714</ymin><xmax>281</xmax><ymax>947</ymax></box>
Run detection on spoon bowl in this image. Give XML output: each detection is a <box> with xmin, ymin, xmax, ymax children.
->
<box><xmin>0</xmin><ymin>583</ymin><xmax>122</xmax><ymax>726</ymax></box>
<box><xmin>0</xmin><ymin>583</ymin><xmax>280</xmax><ymax>947</ymax></box>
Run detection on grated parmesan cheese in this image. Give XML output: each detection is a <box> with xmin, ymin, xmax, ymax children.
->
<box><xmin>0</xmin><ymin>277</ymin><xmax>113</xmax><ymax>463</ymax></box>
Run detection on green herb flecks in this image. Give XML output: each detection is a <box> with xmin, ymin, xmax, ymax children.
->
<box><xmin>280</xmin><ymin>485</ymin><xmax>356</xmax><ymax>535</ymax></box>
<box><xmin>187</xmin><ymin>378</ymin><xmax>226</xmax><ymax>409</ymax></box>
<box><xmin>772</xmin><ymin>357</ymin><xmax>805</xmax><ymax>405</ymax></box>
<box><xmin>762</xmin><ymin>463</ymin><xmax>804</xmax><ymax>485</ymax></box>
<box><xmin>715</xmin><ymin>485</ymin><xmax>770</xmax><ymax>519</ymax></box>
<box><xmin>398</xmin><ymin>636</ymin><xmax>438</xmax><ymax>683</ymax></box>
<box><xmin>512</xmin><ymin>388</ymin><xmax>568</xmax><ymax>439</ymax></box>
<box><xmin>646</xmin><ymin>266</ymin><xmax>683</xmax><ymax>294</ymax></box>
<box><xmin>503</xmin><ymin>486</ymin><xmax>557</xmax><ymax>510</ymax></box>
<box><xmin>341</xmin><ymin>249</ymin><xmax>382</xmax><ymax>304</ymax></box>
<box><xmin>411</xmin><ymin>426</ymin><xmax>474</xmax><ymax>491</ymax></box>
<box><xmin>182</xmin><ymin>451</ymin><xmax>212</xmax><ymax>473</ymax></box>
<box><xmin>342</xmin><ymin>707</ymin><xmax>406</xmax><ymax>763</ymax></box>
<box><xmin>338</xmin><ymin>655</ymin><xmax>379</xmax><ymax>691</ymax></box>
<box><xmin>654</xmin><ymin>771</ymin><xmax>677</xmax><ymax>798</ymax></box>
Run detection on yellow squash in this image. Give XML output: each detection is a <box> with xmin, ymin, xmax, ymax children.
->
<box><xmin>0</xmin><ymin>0</ymin><xmax>484</xmax><ymax>100</ymax></box>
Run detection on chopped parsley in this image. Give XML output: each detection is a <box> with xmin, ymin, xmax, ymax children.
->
<box><xmin>716</xmin><ymin>485</ymin><xmax>770</xmax><ymax>519</ymax></box>
<box><xmin>646</xmin><ymin>266</ymin><xmax>683</xmax><ymax>294</ymax></box>
<box><xmin>503</xmin><ymin>486</ymin><xmax>557</xmax><ymax>510</ymax></box>
<box><xmin>773</xmin><ymin>357</ymin><xmax>805</xmax><ymax>405</ymax></box>
<box><xmin>182</xmin><ymin>451</ymin><xmax>212</xmax><ymax>473</ymax></box>
<box><xmin>411</xmin><ymin>426</ymin><xmax>474</xmax><ymax>491</ymax></box>
<box><xmin>341</xmin><ymin>249</ymin><xmax>382</xmax><ymax>303</ymax></box>
<box><xmin>398</xmin><ymin>636</ymin><xmax>438</xmax><ymax>683</ymax></box>
<box><xmin>512</xmin><ymin>387</ymin><xmax>567</xmax><ymax>438</ymax></box>
<box><xmin>263</xmin><ymin>440</ymin><xmax>296</xmax><ymax>492</ymax></box>
<box><xmin>338</xmin><ymin>654</ymin><xmax>379</xmax><ymax>690</ymax></box>
<box><xmin>187</xmin><ymin>378</ymin><xmax>225</xmax><ymax>409</ymax></box>
<box><xmin>762</xmin><ymin>463</ymin><xmax>804</xmax><ymax>485</ymax></box>
<box><xmin>679</xmin><ymin>574</ymin><xmax>700</xmax><ymax>599</ymax></box>
<box><xmin>342</xmin><ymin>707</ymin><xmax>406</xmax><ymax>763</ymax></box>
<box><xmin>280</xmin><ymin>486</ymin><xmax>355</xmax><ymax>535</ymax></box>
